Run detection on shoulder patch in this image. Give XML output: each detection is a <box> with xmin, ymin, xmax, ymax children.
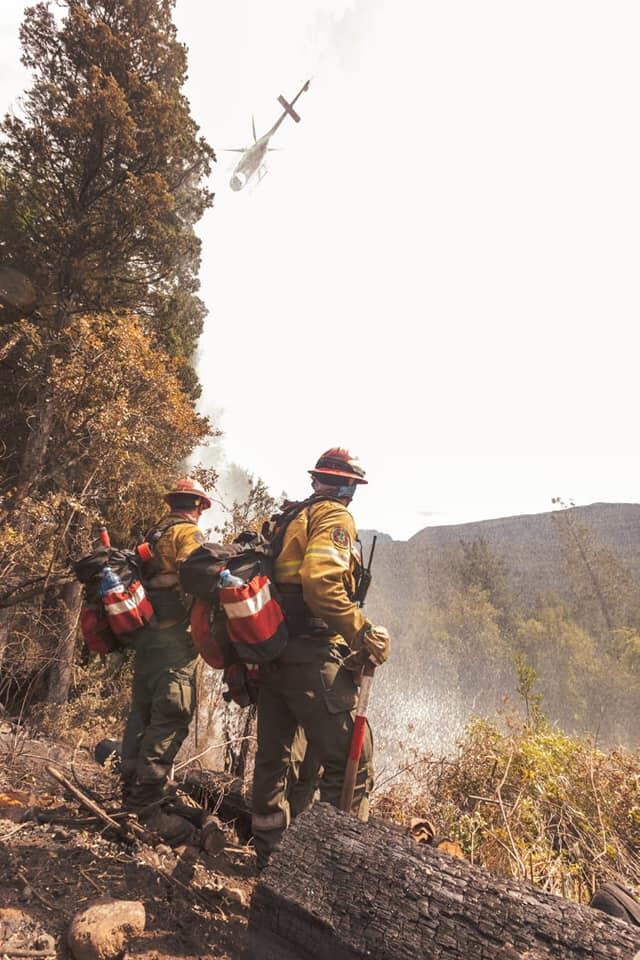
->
<box><xmin>331</xmin><ymin>526</ymin><xmax>350</xmax><ymax>550</ymax></box>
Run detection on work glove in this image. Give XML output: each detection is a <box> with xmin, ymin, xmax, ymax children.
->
<box><xmin>362</xmin><ymin>624</ymin><xmax>391</xmax><ymax>665</ymax></box>
<box><xmin>344</xmin><ymin>623</ymin><xmax>391</xmax><ymax>671</ymax></box>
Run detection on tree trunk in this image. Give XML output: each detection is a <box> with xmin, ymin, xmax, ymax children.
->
<box><xmin>0</xmin><ymin>613</ymin><xmax>8</xmax><ymax>707</ymax></box>
<box><xmin>7</xmin><ymin>384</ymin><xmax>55</xmax><ymax>514</ymax></box>
<box><xmin>248</xmin><ymin>803</ymin><xmax>640</xmax><ymax>960</ymax></box>
<box><xmin>46</xmin><ymin>579</ymin><xmax>83</xmax><ymax>704</ymax></box>
<box><xmin>225</xmin><ymin>705</ymin><xmax>256</xmax><ymax>779</ymax></box>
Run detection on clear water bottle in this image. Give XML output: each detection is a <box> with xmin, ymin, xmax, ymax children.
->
<box><xmin>99</xmin><ymin>565</ymin><xmax>124</xmax><ymax>596</ymax></box>
<box><xmin>219</xmin><ymin>568</ymin><xmax>244</xmax><ymax>588</ymax></box>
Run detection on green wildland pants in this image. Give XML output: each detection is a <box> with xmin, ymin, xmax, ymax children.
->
<box><xmin>287</xmin><ymin>728</ymin><xmax>322</xmax><ymax>819</ymax></box>
<box><xmin>121</xmin><ymin>619</ymin><xmax>197</xmax><ymax>808</ymax></box>
<box><xmin>251</xmin><ymin>644</ymin><xmax>373</xmax><ymax>867</ymax></box>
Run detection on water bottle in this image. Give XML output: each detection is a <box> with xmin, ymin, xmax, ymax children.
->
<box><xmin>219</xmin><ymin>568</ymin><xmax>244</xmax><ymax>588</ymax></box>
<box><xmin>99</xmin><ymin>565</ymin><xmax>124</xmax><ymax>596</ymax></box>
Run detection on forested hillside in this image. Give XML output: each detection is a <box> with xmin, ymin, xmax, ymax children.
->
<box><xmin>411</xmin><ymin>501</ymin><xmax>640</xmax><ymax>598</ymax></box>
<box><xmin>364</xmin><ymin>502</ymin><xmax>640</xmax><ymax>752</ymax></box>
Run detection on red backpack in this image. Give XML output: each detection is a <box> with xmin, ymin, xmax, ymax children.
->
<box><xmin>74</xmin><ymin>529</ymin><xmax>156</xmax><ymax>652</ymax></box>
<box><xmin>179</xmin><ymin>496</ymin><xmax>349</xmax><ymax>667</ymax></box>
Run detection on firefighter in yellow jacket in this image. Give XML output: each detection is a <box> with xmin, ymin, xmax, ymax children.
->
<box><xmin>121</xmin><ymin>477</ymin><xmax>208</xmax><ymax>839</ymax></box>
<box><xmin>251</xmin><ymin>448</ymin><xmax>391</xmax><ymax>867</ymax></box>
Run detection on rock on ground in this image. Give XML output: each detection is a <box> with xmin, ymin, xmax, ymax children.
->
<box><xmin>67</xmin><ymin>898</ymin><xmax>146</xmax><ymax>960</ymax></box>
<box><xmin>0</xmin><ymin>906</ymin><xmax>55</xmax><ymax>955</ymax></box>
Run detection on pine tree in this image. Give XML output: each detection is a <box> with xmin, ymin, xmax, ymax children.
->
<box><xmin>1</xmin><ymin>0</ymin><xmax>213</xmax><ymax>356</ymax></box>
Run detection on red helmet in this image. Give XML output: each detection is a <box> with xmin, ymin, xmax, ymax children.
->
<box><xmin>164</xmin><ymin>477</ymin><xmax>212</xmax><ymax>509</ymax></box>
<box><xmin>308</xmin><ymin>448</ymin><xmax>368</xmax><ymax>485</ymax></box>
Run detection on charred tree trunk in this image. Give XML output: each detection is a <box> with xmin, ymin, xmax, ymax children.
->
<box><xmin>46</xmin><ymin>579</ymin><xmax>83</xmax><ymax>704</ymax></box>
<box><xmin>248</xmin><ymin>804</ymin><xmax>640</xmax><ymax>960</ymax></box>
<box><xmin>46</xmin><ymin>511</ymin><xmax>90</xmax><ymax>704</ymax></box>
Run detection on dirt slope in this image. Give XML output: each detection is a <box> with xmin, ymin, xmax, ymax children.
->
<box><xmin>0</xmin><ymin>723</ymin><xmax>256</xmax><ymax>959</ymax></box>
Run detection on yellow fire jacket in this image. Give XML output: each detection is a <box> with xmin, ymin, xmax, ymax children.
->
<box><xmin>273</xmin><ymin>499</ymin><xmax>367</xmax><ymax>646</ymax></box>
<box><xmin>142</xmin><ymin>512</ymin><xmax>205</xmax><ymax>628</ymax></box>
<box><xmin>146</xmin><ymin>513</ymin><xmax>205</xmax><ymax>590</ymax></box>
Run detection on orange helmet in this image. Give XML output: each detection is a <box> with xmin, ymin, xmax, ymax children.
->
<box><xmin>308</xmin><ymin>448</ymin><xmax>368</xmax><ymax>485</ymax></box>
<box><xmin>164</xmin><ymin>477</ymin><xmax>212</xmax><ymax>509</ymax></box>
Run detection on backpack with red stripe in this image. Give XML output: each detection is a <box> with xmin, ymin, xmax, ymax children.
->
<box><xmin>218</xmin><ymin>572</ymin><xmax>289</xmax><ymax>664</ymax></box>
<box><xmin>100</xmin><ymin>567</ymin><xmax>155</xmax><ymax>637</ymax></box>
<box><xmin>179</xmin><ymin>533</ymin><xmax>288</xmax><ymax>665</ymax></box>
<box><xmin>74</xmin><ymin>545</ymin><xmax>155</xmax><ymax>651</ymax></box>
<box><xmin>179</xmin><ymin>496</ymin><xmax>345</xmax><ymax>666</ymax></box>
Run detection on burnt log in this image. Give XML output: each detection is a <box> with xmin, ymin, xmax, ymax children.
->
<box><xmin>180</xmin><ymin>768</ymin><xmax>252</xmax><ymax>841</ymax></box>
<box><xmin>248</xmin><ymin>803</ymin><xmax>640</xmax><ymax>960</ymax></box>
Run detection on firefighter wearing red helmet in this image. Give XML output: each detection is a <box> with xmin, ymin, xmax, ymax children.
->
<box><xmin>251</xmin><ymin>448</ymin><xmax>391</xmax><ymax>868</ymax></box>
<box><xmin>120</xmin><ymin>476</ymin><xmax>210</xmax><ymax>843</ymax></box>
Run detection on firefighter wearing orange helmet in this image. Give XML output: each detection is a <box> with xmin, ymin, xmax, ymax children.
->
<box><xmin>121</xmin><ymin>477</ymin><xmax>210</xmax><ymax>843</ymax></box>
<box><xmin>251</xmin><ymin>448</ymin><xmax>391</xmax><ymax>867</ymax></box>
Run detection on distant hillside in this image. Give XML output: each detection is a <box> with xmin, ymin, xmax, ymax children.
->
<box><xmin>360</xmin><ymin>503</ymin><xmax>640</xmax><ymax>754</ymax></box>
<box><xmin>364</xmin><ymin>502</ymin><xmax>640</xmax><ymax>615</ymax></box>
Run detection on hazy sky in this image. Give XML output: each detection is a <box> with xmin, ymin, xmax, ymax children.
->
<box><xmin>2</xmin><ymin>1</ymin><xmax>640</xmax><ymax>538</ymax></box>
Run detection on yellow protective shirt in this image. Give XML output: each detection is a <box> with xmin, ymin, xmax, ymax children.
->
<box><xmin>146</xmin><ymin>513</ymin><xmax>205</xmax><ymax>590</ymax></box>
<box><xmin>143</xmin><ymin>513</ymin><xmax>205</xmax><ymax>628</ymax></box>
<box><xmin>273</xmin><ymin>499</ymin><xmax>367</xmax><ymax>646</ymax></box>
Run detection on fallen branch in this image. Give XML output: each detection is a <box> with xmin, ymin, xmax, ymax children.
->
<box><xmin>45</xmin><ymin>763</ymin><xmax>141</xmax><ymax>844</ymax></box>
<box><xmin>0</xmin><ymin>822</ymin><xmax>30</xmax><ymax>842</ymax></box>
<box><xmin>16</xmin><ymin>868</ymin><xmax>59</xmax><ymax>913</ymax></box>
<box><xmin>35</xmin><ymin>809</ymin><xmax>131</xmax><ymax>826</ymax></box>
<box><xmin>0</xmin><ymin>950</ymin><xmax>57</xmax><ymax>958</ymax></box>
<box><xmin>79</xmin><ymin>867</ymin><xmax>103</xmax><ymax>895</ymax></box>
<box><xmin>71</xmin><ymin>734</ymin><xmax>99</xmax><ymax>801</ymax></box>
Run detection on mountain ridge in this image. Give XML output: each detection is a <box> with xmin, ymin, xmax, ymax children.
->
<box><xmin>362</xmin><ymin>501</ymin><xmax>640</xmax><ymax>611</ymax></box>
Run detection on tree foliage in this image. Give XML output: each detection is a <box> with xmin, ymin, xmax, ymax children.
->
<box><xmin>213</xmin><ymin>475</ymin><xmax>278</xmax><ymax>544</ymax></box>
<box><xmin>0</xmin><ymin>311</ymin><xmax>211</xmax><ymax>703</ymax></box>
<box><xmin>0</xmin><ymin>0</ymin><xmax>214</xmax><ymax>366</ymax></box>
<box><xmin>0</xmin><ymin>1</ymin><xmax>217</xmax><ymax>711</ymax></box>
<box><xmin>551</xmin><ymin>497</ymin><xmax>640</xmax><ymax>647</ymax></box>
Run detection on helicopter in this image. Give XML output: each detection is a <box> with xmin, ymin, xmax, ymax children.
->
<box><xmin>227</xmin><ymin>79</ymin><xmax>311</xmax><ymax>191</ymax></box>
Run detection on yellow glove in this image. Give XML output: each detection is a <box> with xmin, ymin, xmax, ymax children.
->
<box><xmin>362</xmin><ymin>625</ymin><xmax>391</xmax><ymax>665</ymax></box>
<box><xmin>344</xmin><ymin>623</ymin><xmax>391</xmax><ymax>671</ymax></box>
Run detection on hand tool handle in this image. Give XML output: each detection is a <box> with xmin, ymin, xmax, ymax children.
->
<box><xmin>340</xmin><ymin>659</ymin><xmax>375</xmax><ymax>813</ymax></box>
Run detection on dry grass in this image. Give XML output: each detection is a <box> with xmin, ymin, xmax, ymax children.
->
<box><xmin>373</xmin><ymin>712</ymin><xmax>640</xmax><ymax>903</ymax></box>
